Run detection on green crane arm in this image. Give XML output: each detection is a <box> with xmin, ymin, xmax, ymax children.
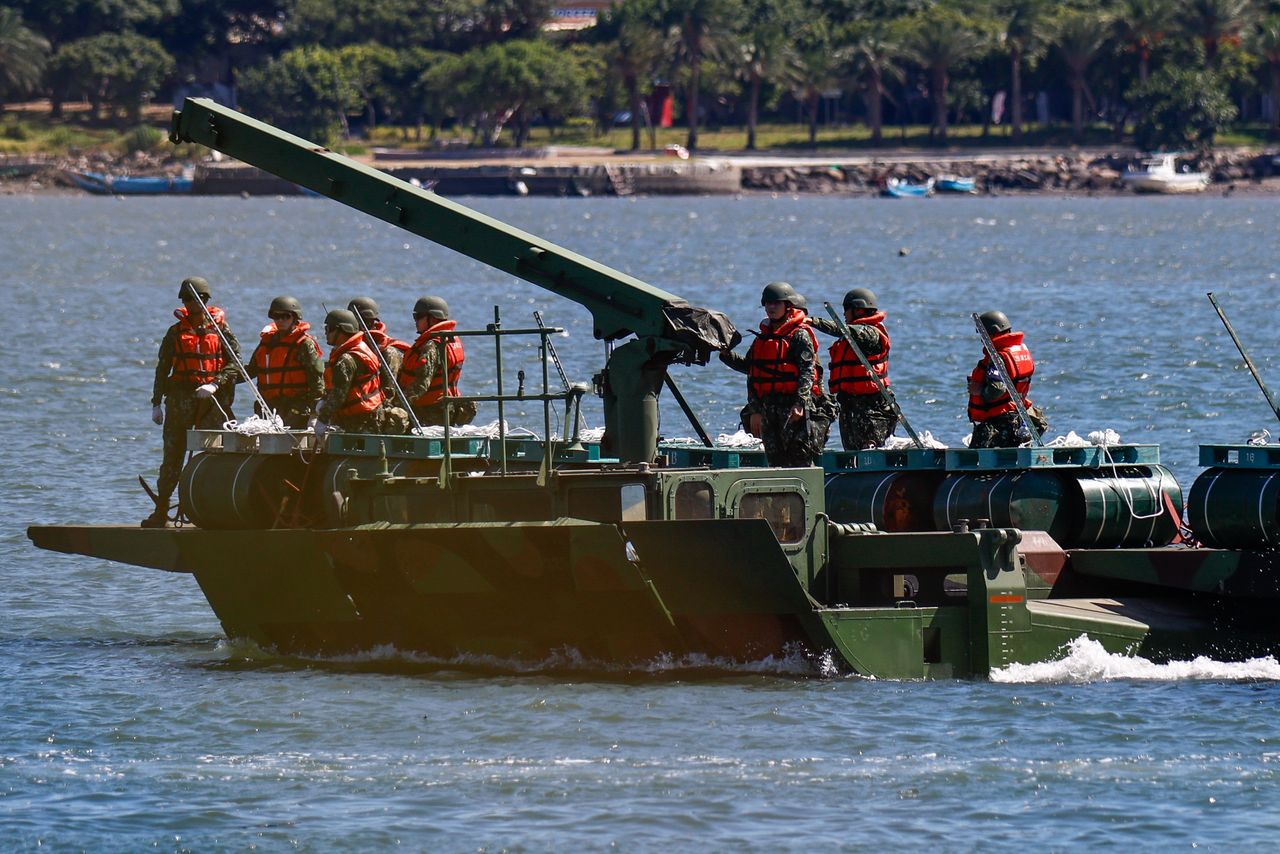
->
<box><xmin>169</xmin><ymin>98</ymin><xmax>735</xmax><ymax>350</ymax></box>
<box><xmin>169</xmin><ymin>98</ymin><xmax>741</xmax><ymax>463</ymax></box>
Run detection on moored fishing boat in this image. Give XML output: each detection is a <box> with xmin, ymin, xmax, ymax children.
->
<box><xmin>1122</xmin><ymin>154</ymin><xmax>1210</xmax><ymax>194</ymax></box>
<box><xmin>67</xmin><ymin>170</ymin><xmax>195</xmax><ymax>195</ymax></box>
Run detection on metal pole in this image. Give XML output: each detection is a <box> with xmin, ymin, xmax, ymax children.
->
<box><xmin>350</xmin><ymin>309</ymin><xmax>424</xmax><ymax>435</ymax></box>
<box><xmin>971</xmin><ymin>312</ymin><xmax>1043</xmax><ymax>447</ymax></box>
<box><xmin>663</xmin><ymin>374</ymin><xmax>713</xmax><ymax>447</ymax></box>
<box><xmin>1208</xmin><ymin>291</ymin><xmax>1280</xmax><ymax>423</ymax></box>
<box><xmin>534</xmin><ymin>309</ymin><xmax>588</xmax><ymax>431</ymax></box>
<box><xmin>182</xmin><ymin>280</ymin><xmax>277</xmax><ymax>423</ymax></box>
<box><xmin>493</xmin><ymin>306</ymin><xmax>506</xmax><ymax>475</ymax></box>
<box><xmin>823</xmin><ymin>301</ymin><xmax>924</xmax><ymax>448</ymax></box>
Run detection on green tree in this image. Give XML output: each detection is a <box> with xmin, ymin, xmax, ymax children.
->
<box><xmin>786</xmin><ymin>19</ymin><xmax>844</xmax><ymax>147</ymax></box>
<box><xmin>595</xmin><ymin>0</ymin><xmax>665</xmax><ymax>151</ymax></box>
<box><xmin>664</xmin><ymin>0</ymin><xmax>739</xmax><ymax>152</ymax></box>
<box><xmin>381</xmin><ymin>47</ymin><xmax>448</xmax><ymax>140</ymax></box>
<box><xmin>336</xmin><ymin>42</ymin><xmax>397</xmax><ymax>130</ymax></box>
<box><xmin>996</xmin><ymin>0</ymin><xmax>1050</xmax><ymax>143</ymax></box>
<box><xmin>1128</xmin><ymin>63</ymin><xmax>1237</xmax><ymax>148</ymax></box>
<box><xmin>731</xmin><ymin>0</ymin><xmax>799</xmax><ymax>150</ymax></box>
<box><xmin>239</xmin><ymin>46</ymin><xmax>362</xmax><ymax>143</ymax></box>
<box><xmin>1051</xmin><ymin>8</ymin><xmax>1112</xmax><ymax>143</ymax></box>
<box><xmin>430</xmin><ymin>40</ymin><xmax>587</xmax><ymax>147</ymax></box>
<box><xmin>47</xmin><ymin>32</ymin><xmax>175</xmax><ymax>124</ymax></box>
<box><xmin>1252</xmin><ymin>16</ymin><xmax>1280</xmax><ymax>139</ymax></box>
<box><xmin>845</xmin><ymin>21</ymin><xmax>904</xmax><ymax>146</ymax></box>
<box><xmin>897</xmin><ymin>5</ymin><xmax>989</xmax><ymax>143</ymax></box>
<box><xmin>0</xmin><ymin>8</ymin><xmax>49</xmax><ymax>111</ymax></box>
<box><xmin>11</xmin><ymin>0</ymin><xmax>178</xmax><ymax>48</ymax></box>
<box><xmin>1114</xmin><ymin>0</ymin><xmax>1174</xmax><ymax>84</ymax></box>
<box><xmin>1178</xmin><ymin>0</ymin><xmax>1255</xmax><ymax>68</ymax></box>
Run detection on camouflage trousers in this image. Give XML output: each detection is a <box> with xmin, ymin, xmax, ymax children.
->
<box><xmin>157</xmin><ymin>390</ymin><xmax>235</xmax><ymax>506</ymax></box>
<box><xmin>969</xmin><ymin>406</ymin><xmax>1049</xmax><ymax>449</ymax></box>
<box><xmin>258</xmin><ymin>397</ymin><xmax>317</xmax><ymax>430</ymax></box>
<box><xmin>334</xmin><ymin>404</ymin><xmax>410</xmax><ymax>435</ymax></box>
<box><xmin>411</xmin><ymin>398</ymin><xmax>478</xmax><ymax>429</ymax></box>
<box><xmin>836</xmin><ymin>393</ymin><xmax>898</xmax><ymax>450</ymax></box>
<box><xmin>743</xmin><ymin>396</ymin><xmax>835</xmax><ymax>468</ymax></box>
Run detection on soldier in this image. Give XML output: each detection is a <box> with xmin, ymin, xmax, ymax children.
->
<box><xmin>720</xmin><ymin>281</ymin><xmax>831</xmax><ymax>467</ymax></box>
<box><xmin>244</xmin><ymin>296</ymin><xmax>325</xmax><ymax>428</ymax></box>
<box><xmin>397</xmin><ymin>296</ymin><xmax>471</xmax><ymax>427</ymax></box>
<box><xmin>314</xmin><ymin>309</ymin><xmax>408</xmax><ymax>437</ymax></box>
<box><xmin>808</xmin><ymin>287</ymin><xmax>898</xmax><ymax>449</ymax></box>
<box><xmin>968</xmin><ymin>310</ymin><xmax>1049</xmax><ymax>448</ymax></box>
<box><xmin>348</xmin><ymin>296</ymin><xmax>409</xmax><ymax>386</ymax></box>
<box><xmin>144</xmin><ymin>276</ymin><xmax>240</xmax><ymax>528</ymax></box>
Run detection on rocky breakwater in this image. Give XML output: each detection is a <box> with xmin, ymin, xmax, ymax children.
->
<box><xmin>741</xmin><ymin>149</ymin><xmax>1280</xmax><ymax>194</ymax></box>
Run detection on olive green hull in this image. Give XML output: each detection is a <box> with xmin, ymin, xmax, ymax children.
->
<box><xmin>29</xmin><ymin>522</ymin><xmax>1267</xmax><ymax>678</ymax></box>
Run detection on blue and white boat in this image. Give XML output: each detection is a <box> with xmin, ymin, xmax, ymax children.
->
<box><xmin>935</xmin><ymin>175</ymin><xmax>977</xmax><ymax>194</ymax></box>
<box><xmin>880</xmin><ymin>177</ymin><xmax>934</xmax><ymax>198</ymax></box>
<box><xmin>68</xmin><ymin>170</ymin><xmax>194</xmax><ymax>195</ymax></box>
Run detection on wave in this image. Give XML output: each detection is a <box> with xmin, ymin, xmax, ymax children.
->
<box><xmin>991</xmin><ymin>635</ymin><xmax>1280</xmax><ymax>683</ymax></box>
<box><xmin>211</xmin><ymin>637</ymin><xmax>837</xmax><ymax>681</ymax></box>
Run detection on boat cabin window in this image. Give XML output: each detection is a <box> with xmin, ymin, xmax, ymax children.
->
<box><xmin>673</xmin><ymin>481</ymin><xmax>714</xmax><ymax>520</ymax></box>
<box><xmin>565</xmin><ymin>482</ymin><xmax>648</xmax><ymax>522</ymax></box>
<box><xmin>738</xmin><ymin>492</ymin><xmax>806</xmax><ymax>544</ymax></box>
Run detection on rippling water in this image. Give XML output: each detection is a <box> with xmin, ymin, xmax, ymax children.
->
<box><xmin>3</xmin><ymin>194</ymin><xmax>1280</xmax><ymax>849</ymax></box>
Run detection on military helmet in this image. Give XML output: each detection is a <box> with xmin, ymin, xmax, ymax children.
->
<box><xmin>843</xmin><ymin>288</ymin><xmax>877</xmax><ymax>311</ymax></box>
<box><xmin>179</xmin><ymin>276</ymin><xmax>211</xmax><ymax>301</ymax></box>
<box><xmin>268</xmin><ymin>296</ymin><xmax>302</xmax><ymax>317</ymax></box>
<box><xmin>979</xmin><ymin>310</ymin><xmax>1012</xmax><ymax>336</ymax></box>
<box><xmin>790</xmin><ymin>293</ymin><xmax>808</xmax><ymax>314</ymax></box>
<box><xmin>760</xmin><ymin>281</ymin><xmax>797</xmax><ymax>306</ymax></box>
<box><xmin>324</xmin><ymin>308</ymin><xmax>359</xmax><ymax>334</ymax></box>
<box><xmin>413</xmin><ymin>296</ymin><xmax>449</xmax><ymax>321</ymax></box>
<box><xmin>348</xmin><ymin>296</ymin><xmax>380</xmax><ymax>323</ymax></box>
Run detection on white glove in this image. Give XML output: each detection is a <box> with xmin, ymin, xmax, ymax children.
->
<box><xmin>151</xmin><ymin>405</ymin><xmax>164</xmax><ymax>425</ymax></box>
<box><xmin>195</xmin><ymin>383</ymin><xmax>218</xmax><ymax>399</ymax></box>
<box><xmin>313</xmin><ymin>421</ymin><xmax>330</xmax><ymax>440</ymax></box>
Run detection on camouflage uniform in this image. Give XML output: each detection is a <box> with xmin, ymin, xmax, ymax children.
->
<box><xmin>970</xmin><ymin>407</ymin><xmax>1049</xmax><ymax>449</ymax></box>
<box><xmin>245</xmin><ymin>330</ymin><xmax>325</xmax><ymax>429</ymax></box>
<box><xmin>721</xmin><ymin>324</ymin><xmax>832</xmax><ymax>467</ymax></box>
<box><xmin>809</xmin><ymin>315</ymin><xmax>898</xmax><ymax>450</ymax></box>
<box><xmin>150</xmin><ymin>314</ymin><xmax>241</xmax><ymax>512</ymax></box>
<box><xmin>402</xmin><ymin>337</ymin><xmax>475</xmax><ymax>427</ymax></box>
<box><xmin>318</xmin><ymin>349</ymin><xmax>408</xmax><ymax>435</ymax></box>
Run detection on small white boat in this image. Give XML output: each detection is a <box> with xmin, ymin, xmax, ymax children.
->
<box><xmin>1122</xmin><ymin>154</ymin><xmax>1210</xmax><ymax>194</ymax></box>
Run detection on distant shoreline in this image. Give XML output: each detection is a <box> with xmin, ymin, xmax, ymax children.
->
<box><xmin>4</xmin><ymin>147</ymin><xmax>1279</xmax><ymax>198</ymax></box>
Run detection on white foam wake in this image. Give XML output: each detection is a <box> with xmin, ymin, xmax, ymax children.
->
<box><xmin>992</xmin><ymin>635</ymin><xmax>1280</xmax><ymax>683</ymax></box>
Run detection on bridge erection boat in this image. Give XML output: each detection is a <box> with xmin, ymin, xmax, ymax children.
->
<box><xmin>26</xmin><ymin>100</ymin><xmax>1280</xmax><ymax>679</ymax></box>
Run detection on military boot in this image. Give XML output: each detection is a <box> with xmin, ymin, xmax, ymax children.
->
<box><xmin>141</xmin><ymin>501</ymin><xmax>169</xmax><ymax>528</ymax></box>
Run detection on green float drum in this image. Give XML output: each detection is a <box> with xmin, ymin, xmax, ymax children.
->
<box><xmin>824</xmin><ymin>471</ymin><xmax>944</xmax><ymax>532</ymax></box>
<box><xmin>1068</xmin><ymin>465</ymin><xmax>1182</xmax><ymax>548</ymax></box>
<box><xmin>1187</xmin><ymin>467</ymin><xmax>1280</xmax><ymax>549</ymax></box>
<box><xmin>933</xmin><ymin>470</ymin><xmax>1073</xmax><ymax>542</ymax></box>
<box><xmin>178</xmin><ymin>452</ymin><xmax>306</xmax><ymax>529</ymax></box>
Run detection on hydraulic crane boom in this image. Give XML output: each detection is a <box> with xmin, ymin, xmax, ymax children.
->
<box><xmin>169</xmin><ymin>98</ymin><xmax>739</xmax><ymax>462</ymax></box>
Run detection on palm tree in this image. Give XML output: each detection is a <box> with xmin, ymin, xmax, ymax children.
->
<box><xmin>1052</xmin><ymin>9</ymin><xmax>1112</xmax><ymax>144</ymax></box>
<box><xmin>731</xmin><ymin>0</ymin><xmax>797</xmax><ymax>150</ymax></box>
<box><xmin>665</xmin><ymin>0</ymin><xmax>738</xmax><ymax>152</ymax></box>
<box><xmin>786</xmin><ymin>20</ymin><xmax>843</xmax><ymax>148</ymax></box>
<box><xmin>597</xmin><ymin>3</ymin><xmax>664</xmax><ymax>151</ymax></box>
<box><xmin>1114</xmin><ymin>0</ymin><xmax>1174</xmax><ymax>84</ymax></box>
<box><xmin>997</xmin><ymin>0</ymin><xmax>1050</xmax><ymax>144</ymax></box>
<box><xmin>1179</xmin><ymin>0</ymin><xmax>1255</xmax><ymax>67</ymax></box>
<box><xmin>0</xmin><ymin>8</ymin><xmax>49</xmax><ymax>111</ymax></box>
<box><xmin>1253</xmin><ymin>17</ymin><xmax>1280</xmax><ymax>139</ymax></box>
<box><xmin>846</xmin><ymin>23</ymin><xmax>904</xmax><ymax>147</ymax></box>
<box><xmin>898</xmin><ymin>6</ymin><xmax>989</xmax><ymax>143</ymax></box>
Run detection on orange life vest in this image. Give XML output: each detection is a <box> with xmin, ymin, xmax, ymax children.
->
<box><xmin>746</xmin><ymin>308</ymin><xmax>818</xmax><ymax>398</ymax></box>
<box><xmin>968</xmin><ymin>330</ymin><xmax>1035</xmax><ymax>422</ymax></box>
<box><xmin>324</xmin><ymin>332</ymin><xmax>385</xmax><ymax>418</ymax></box>
<box><xmin>829</xmin><ymin>311</ymin><xmax>890</xmax><ymax>396</ymax></box>
<box><xmin>398</xmin><ymin>319</ymin><xmax>465</xmax><ymax>407</ymax></box>
<box><xmin>171</xmin><ymin>305</ymin><xmax>227</xmax><ymax>386</ymax></box>
<box><xmin>252</xmin><ymin>320</ymin><xmax>319</xmax><ymax>404</ymax></box>
<box><xmin>366</xmin><ymin>321</ymin><xmax>411</xmax><ymax>358</ymax></box>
